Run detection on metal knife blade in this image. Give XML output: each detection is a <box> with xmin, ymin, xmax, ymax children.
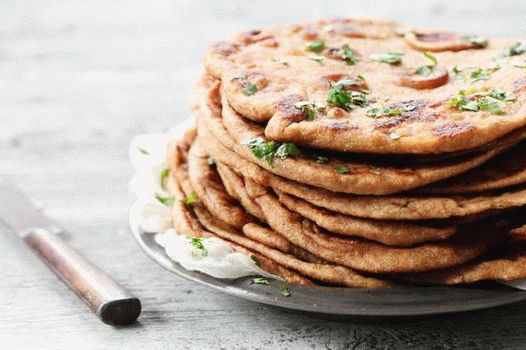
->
<box><xmin>0</xmin><ymin>182</ymin><xmax>63</xmax><ymax>236</ymax></box>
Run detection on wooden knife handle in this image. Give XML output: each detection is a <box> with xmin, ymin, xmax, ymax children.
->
<box><xmin>24</xmin><ymin>229</ymin><xmax>141</xmax><ymax>325</ymax></box>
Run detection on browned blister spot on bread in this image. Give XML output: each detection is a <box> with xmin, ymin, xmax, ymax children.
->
<box><xmin>239</xmin><ymin>29</ymin><xmax>275</xmax><ymax>45</ymax></box>
<box><xmin>513</xmin><ymin>76</ymin><xmax>526</xmax><ymax>93</ymax></box>
<box><xmin>212</xmin><ymin>41</ymin><xmax>240</xmax><ymax>57</ymax></box>
<box><xmin>434</xmin><ymin>121</ymin><xmax>475</xmax><ymax>138</ymax></box>
<box><xmin>276</xmin><ymin>94</ymin><xmax>306</xmax><ymax>121</ymax></box>
<box><xmin>415</xmin><ymin>31</ymin><xmax>459</xmax><ymax>42</ymax></box>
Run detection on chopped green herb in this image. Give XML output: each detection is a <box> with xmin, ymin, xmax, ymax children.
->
<box><xmin>463</xmin><ymin>35</ymin><xmax>489</xmax><ymax>48</ymax></box>
<box><xmin>469</xmin><ymin>67</ymin><xmax>491</xmax><ymax>82</ymax></box>
<box><xmin>160</xmin><ymin>168</ymin><xmax>170</xmax><ymax>188</ymax></box>
<box><xmin>294</xmin><ymin>100</ymin><xmax>326</xmax><ymax>121</ymax></box>
<box><xmin>476</xmin><ymin>96</ymin><xmax>507</xmax><ymax>114</ymax></box>
<box><xmin>308</xmin><ymin>54</ymin><xmax>325</xmax><ymax>64</ymax></box>
<box><xmin>275</xmin><ymin>143</ymin><xmax>301</xmax><ymax>159</ymax></box>
<box><xmin>488</xmin><ymin>88</ymin><xmax>516</xmax><ymax>101</ymax></box>
<box><xmin>446</xmin><ymin>88</ymin><xmax>515</xmax><ymax>114</ymax></box>
<box><xmin>416</xmin><ymin>66</ymin><xmax>433</xmax><ymax>77</ymax></box>
<box><xmin>207</xmin><ymin>157</ymin><xmax>215</xmax><ymax>166</ymax></box>
<box><xmin>310</xmin><ymin>153</ymin><xmax>329</xmax><ymax>164</ymax></box>
<box><xmin>369</xmin><ymin>52</ymin><xmax>403</xmax><ymax>65</ymax></box>
<box><xmin>452</xmin><ymin>65</ymin><xmax>461</xmax><ymax>76</ymax></box>
<box><xmin>243</xmin><ymin>83</ymin><xmax>258</xmax><ymax>96</ymax></box>
<box><xmin>367</xmin><ymin>107</ymin><xmax>402</xmax><ymax>119</ymax></box>
<box><xmin>357</xmin><ymin>74</ymin><xmax>366</xmax><ymax>81</ymax></box>
<box><xmin>341</xmin><ymin>44</ymin><xmax>358</xmax><ymax>65</ymax></box>
<box><xmin>242</xmin><ymin>138</ymin><xmax>300</xmax><ymax>165</ymax></box>
<box><xmin>250</xmin><ymin>254</ymin><xmax>260</xmax><ymax>266</ymax></box>
<box><xmin>327</xmin><ymin>80</ymin><xmax>369</xmax><ymax>110</ymax></box>
<box><xmin>138</xmin><ymin>147</ymin><xmax>150</xmax><ymax>155</ymax></box>
<box><xmin>155</xmin><ymin>193</ymin><xmax>175</xmax><ymax>206</ymax></box>
<box><xmin>423</xmin><ymin>51</ymin><xmax>437</xmax><ymax>66</ymax></box>
<box><xmin>189</xmin><ymin>237</ymin><xmax>208</xmax><ymax>257</ymax></box>
<box><xmin>415</xmin><ymin>51</ymin><xmax>437</xmax><ymax>77</ymax></box>
<box><xmin>388</xmin><ymin>132</ymin><xmax>401</xmax><ymax>140</ymax></box>
<box><xmin>279</xmin><ymin>284</ymin><xmax>291</xmax><ymax>297</ymax></box>
<box><xmin>242</xmin><ymin>138</ymin><xmax>277</xmax><ymax>164</ymax></box>
<box><xmin>502</xmin><ymin>42</ymin><xmax>526</xmax><ymax>57</ymax></box>
<box><xmin>250</xmin><ymin>277</ymin><xmax>270</xmax><ymax>285</ymax></box>
<box><xmin>183</xmin><ymin>192</ymin><xmax>198</xmax><ymax>205</ymax></box>
<box><xmin>272</xmin><ymin>57</ymin><xmax>289</xmax><ymax>66</ymax></box>
<box><xmin>307</xmin><ymin>39</ymin><xmax>325</xmax><ymax>53</ymax></box>
<box><xmin>335</xmin><ymin>165</ymin><xmax>349</xmax><ymax>174</ymax></box>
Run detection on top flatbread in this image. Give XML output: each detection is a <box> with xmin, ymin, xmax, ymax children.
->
<box><xmin>204</xmin><ymin>17</ymin><xmax>526</xmax><ymax>154</ymax></box>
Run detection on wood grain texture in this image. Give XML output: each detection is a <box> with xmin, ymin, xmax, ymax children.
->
<box><xmin>1</xmin><ymin>0</ymin><xmax>525</xmax><ymax>348</ymax></box>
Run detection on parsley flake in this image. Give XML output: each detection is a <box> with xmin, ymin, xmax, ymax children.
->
<box><xmin>308</xmin><ymin>54</ymin><xmax>325</xmax><ymax>64</ymax></box>
<box><xmin>160</xmin><ymin>168</ymin><xmax>170</xmax><ymax>189</ymax></box>
<box><xmin>189</xmin><ymin>237</ymin><xmax>208</xmax><ymax>257</ymax></box>
<box><xmin>462</xmin><ymin>35</ymin><xmax>489</xmax><ymax>48</ymax></box>
<box><xmin>327</xmin><ymin>80</ymin><xmax>369</xmax><ymax>110</ymax></box>
<box><xmin>271</xmin><ymin>57</ymin><xmax>289</xmax><ymax>66</ymax></box>
<box><xmin>207</xmin><ymin>157</ymin><xmax>215</xmax><ymax>166</ymax></box>
<box><xmin>250</xmin><ymin>254</ymin><xmax>260</xmax><ymax>266</ymax></box>
<box><xmin>367</xmin><ymin>107</ymin><xmax>402</xmax><ymax>119</ymax></box>
<box><xmin>155</xmin><ymin>194</ymin><xmax>175</xmax><ymax>206</ymax></box>
<box><xmin>183</xmin><ymin>192</ymin><xmax>198</xmax><ymax>205</ymax></box>
<box><xmin>341</xmin><ymin>44</ymin><xmax>358</xmax><ymax>65</ymax></box>
<box><xmin>307</xmin><ymin>39</ymin><xmax>325</xmax><ymax>53</ymax></box>
<box><xmin>275</xmin><ymin>143</ymin><xmax>301</xmax><ymax>159</ymax></box>
<box><xmin>446</xmin><ymin>88</ymin><xmax>515</xmax><ymax>114</ymax></box>
<box><xmin>335</xmin><ymin>165</ymin><xmax>349</xmax><ymax>174</ymax></box>
<box><xmin>294</xmin><ymin>100</ymin><xmax>326</xmax><ymax>121</ymax></box>
<box><xmin>279</xmin><ymin>284</ymin><xmax>291</xmax><ymax>297</ymax></box>
<box><xmin>138</xmin><ymin>147</ymin><xmax>150</xmax><ymax>155</ymax></box>
<box><xmin>369</xmin><ymin>52</ymin><xmax>403</xmax><ymax>65</ymax></box>
<box><xmin>242</xmin><ymin>137</ymin><xmax>300</xmax><ymax>165</ymax></box>
<box><xmin>502</xmin><ymin>42</ymin><xmax>526</xmax><ymax>57</ymax></box>
<box><xmin>250</xmin><ymin>277</ymin><xmax>270</xmax><ymax>285</ymax></box>
<box><xmin>243</xmin><ymin>83</ymin><xmax>258</xmax><ymax>96</ymax></box>
<box><xmin>310</xmin><ymin>153</ymin><xmax>329</xmax><ymax>164</ymax></box>
<box><xmin>416</xmin><ymin>51</ymin><xmax>437</xmax><ymax>77</ymax></box>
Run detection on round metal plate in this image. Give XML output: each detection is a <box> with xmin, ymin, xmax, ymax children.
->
<box><xmin>131</xmin><ymin>224</ymin><xmax>526</xmax><ymax>316</ymax></box>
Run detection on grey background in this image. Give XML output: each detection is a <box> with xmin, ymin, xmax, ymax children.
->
<box><xmin>1</xmin><ymin>1</ymin><xmax>525</xmax><ymax>349</ymax></box>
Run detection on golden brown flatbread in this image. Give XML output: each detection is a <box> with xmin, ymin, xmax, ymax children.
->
<box><xmin>205</xmin><ymin>17</ymin><xmax>526</xmax><ymax>154</ymax></box>
<box><xmin>198</xmin><ymin>79</ymin><xmax>525</xmax><ymax>195</ymax></box>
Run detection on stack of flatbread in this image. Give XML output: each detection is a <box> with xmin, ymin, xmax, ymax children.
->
<box><xmin>164</xmin><ymin>18</ymin><xmax>526</xmax><ymax>287</ymax></box>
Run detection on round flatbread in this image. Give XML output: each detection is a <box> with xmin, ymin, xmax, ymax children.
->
<box><xmin>205</xmin><ymin>17</ymin><xmax>526</xmax><ymax>154</ymax></box>
<box><xmin>199</xmin><ymin>108</ymin><xmax>526</xmax><ymax>220</ymax></box>
<box><xmin>422</xmin><ymin>141</ymin><xmax>526</xmax><ymax>194</ymax></box>
<box><xmin>198</xmin><ymin>79</ymin><xmax>523</xmax><ymax>195</ymax></box>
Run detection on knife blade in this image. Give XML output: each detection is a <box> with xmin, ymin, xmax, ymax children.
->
<box><xmin>0</xmin><ymin>182</ymin><xmax>141</xmax><ymax>325</ymax></box>
<box><xmin>0</xmin><ymin>183</ymin><xmax>63</xmax><ymax>236</ymax></box>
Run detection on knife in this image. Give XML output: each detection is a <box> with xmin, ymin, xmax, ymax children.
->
<box><xmin>0</xmin><ymin>183</ymin><xmax>141</xmax><ymax>325</ymax></box>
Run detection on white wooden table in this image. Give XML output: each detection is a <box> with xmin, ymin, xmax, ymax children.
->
<box><xmin>1</xmin><ymin>1</ymin><xmax>526</xmax><ymax>348</ymax></box>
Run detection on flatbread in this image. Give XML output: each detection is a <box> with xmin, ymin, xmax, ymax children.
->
<box><xmin>400</xmin><ymin>249</ymin><xmax>526</xmax><ymax>285</ymax></box>
<box><xmin>199</xmin><ymin>80</ymin><xmax>523</xmax><ymax>195</ymax></box>
<box><xmin>165</xmin><ymin>134</ymin><xmax>311</xmax><ymax>285</ymax></box>
<box><xmin>187</xmin><ymin>138</ymin><xmax>254</xmax><ymax>228</ymax></box>
<box><xmin>422</xmin><ymin>141</ymin><xmax>526</xmax><ymax>193</ymax></box>
<box><xmin>199</xmin><ymin>113</ymin><xmax>526</xmax><ymax>220</ymax></box>
<box><xmin>247</xmin><ymin>180</ymin><xmax>504</xmax><ymax>273</ymax></box>
<box><xmin>168</xmin><ymin>137</ymin><xmax>393</xmax><ymax>287</ymax></box>
<box><xmin>204</xmin><ymin>17</ymin><xmax>526</xmax><ymax>154</ymax></box>
<box><xmin>215</xmin><ymin>160</ymin><xmax>457</xmax><ymax>247</ymax></box>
